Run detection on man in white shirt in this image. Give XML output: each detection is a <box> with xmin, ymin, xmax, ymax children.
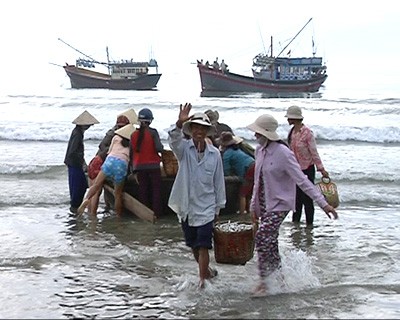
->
<box><xmin>168</xmin><ymin>103</ymin><xmax>226</xmax><ymax>289</ymax></box>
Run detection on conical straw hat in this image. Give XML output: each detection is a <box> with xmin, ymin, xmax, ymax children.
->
<box><xmin>72</xmin><ymin>110</ymin><xmax>99</xmax><ymax>125</ymax></box>
<box><xmin>118</xmin><ymin>108</ymin><xmax>138</xmax><ymax>124</ymax></box>
<box><xmin>114</xmin><ymin>124</ymin><xmax>135</xmax><ymax>140</ymax></box>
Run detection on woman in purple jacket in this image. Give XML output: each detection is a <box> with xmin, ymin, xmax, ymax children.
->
<box><xmin>246</xmin><ymin>114</ymin><xmax>338</xmax><ymax>297</ymax></box>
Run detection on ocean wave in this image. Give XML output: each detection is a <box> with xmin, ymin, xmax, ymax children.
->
<box><xmin>1</xmin><ymin>125</ymin><xmax>399</xmax><ymax>145</ymax></box>
<box><xmin>321</xmin><ymin>97</ymin><xmax>400</xmax><ymax>106</ymax></box>
<box><xmin>0</xmin><ymin>164</ymin><xmax>66</xmax><ymax>176</ymax></box>
<box><xmin>235</xmin><ymin>126</ymin><xmax>400</xmax><ymax>144</ymax></box>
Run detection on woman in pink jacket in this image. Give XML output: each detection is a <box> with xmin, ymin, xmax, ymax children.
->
<box><xmin>285</xmin><ymin>105</ymin><xmax>329</xmax><ymax>225</ymax></box>
<box><xmin>246</xmin><ymin>114</ymin><xmax>338</xmax><ymax>297</ymax></box>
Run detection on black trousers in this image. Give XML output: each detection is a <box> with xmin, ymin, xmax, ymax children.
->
<box><xmin>292</xmin><ymin>165</ymin><xmax>315</xmax><ymax>225</ymax></box>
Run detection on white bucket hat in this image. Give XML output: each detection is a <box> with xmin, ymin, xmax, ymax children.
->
<box><xmin>118</xmin><ymin>108</ymin><xmax>138</xmax><ymax>124</ymax></box>
<box><xmin>114</xmin><ymin>124</ymin><xmax>135</xmax><ymax>140</ymax></box>
<box><xmin>285</xmin><ymin>105</ymin><xmax>303</xmax><ymax>120</ymax></box>
<box><xmin>247</xmin><ymin>114</ymin><xmax>280</xmax><ymax>141</ymax></box>
<box><xmin>182</xmin><ymin>112</ymin><xmax>216</xmax><ymax>136</ymax></box>
<box><xmin>72</xmin><ymin>110</ymin><xmax>99</xmax><ymax>125</ymax></box>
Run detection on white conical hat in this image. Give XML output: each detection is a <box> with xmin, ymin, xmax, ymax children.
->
<box><xmin>114</xmin><ymin>124</ymin><xmax>135</xmax><ymax>139</ymax></box>
<box><xmin>118</xmin><ymin>108</ymin><xmax>138</xmax><ymax>124</ymax></box>
<box><xmin>72</xmin><ymin>110</ymin><xmax>99</xmax><ymax>125</ymax></box>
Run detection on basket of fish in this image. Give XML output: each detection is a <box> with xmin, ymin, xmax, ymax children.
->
<box><xmin>213</xmin><ymin>220</ymin><xmax>255</xmax><ymax>265</ymax></box>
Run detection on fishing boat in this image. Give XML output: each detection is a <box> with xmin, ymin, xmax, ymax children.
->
<box><xmin>197</xmin><ymin>18</ymin><xmax>327</xmax><ymax>97</ymax></box>
<box><xmin>59</xmin><ymin>38</ymin><xmax>162</xmax><ymax>90</ymax></box>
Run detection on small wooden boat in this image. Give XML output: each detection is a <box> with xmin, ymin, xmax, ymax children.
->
<box><xmin>103</xmin><ymin>175</ymin><xmax>242</xmax><ymax>223</ymax></box>
<box><xmin>103</xmin><ymin>150</ymin><xmax>243</xmax><ymax>222</ymax></box>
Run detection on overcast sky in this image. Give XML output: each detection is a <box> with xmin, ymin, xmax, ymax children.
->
<box><xmin>1</xmin><ymin>0</ymin><xmax>400</xmax><ymax>91</ymax></box>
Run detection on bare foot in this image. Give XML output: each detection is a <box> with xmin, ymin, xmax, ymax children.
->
<box><xmin>251</xmin><ymin>282</ymin><xmax>267</xmax><ymax>298</ymax></box>
<box><xmin>198</xmin><ymin>279</ymin><xmax>205</xmax><ymax>289</ymax></box>
<box><xmin>207</xmin><ymin>267</ymin><xmax>218</xmax><ymax>279</ymax></box>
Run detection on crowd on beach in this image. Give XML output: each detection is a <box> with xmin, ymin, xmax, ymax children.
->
<box><xmin>64</xmin><ymin>103</ymin><xmax>338</xmax><ymax>294</ymax></box>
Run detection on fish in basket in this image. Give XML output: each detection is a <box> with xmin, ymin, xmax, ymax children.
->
<box><xmin>213</xmin><ymin>221</ymin><xmax>255</xmax><ymax>265</ymax></box>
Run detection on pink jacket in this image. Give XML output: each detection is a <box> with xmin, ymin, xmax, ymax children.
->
<box><xmin>250</xmin><ymin>141</ymin><xmax>327</xmax><ymax>216</ymax></box>
<box><xmin>289</xmin><ymin>125</ymin><xmax>324</xmax><ymax>171</ymax></box>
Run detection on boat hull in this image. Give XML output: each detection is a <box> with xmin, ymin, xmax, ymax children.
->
<box><xmin>104</xmin><ymin>176</ymin><xmax>242</xmax><ymax>219</ymax></box>
<box><xmin>64</xmin><ymin>65</ymin><xmax>162</xmax><ymax>90</ymax></box>
<box><xmin>198</xmin><ymin>64</ymin><xmax>327</xmax><ymax>97</ymax></box>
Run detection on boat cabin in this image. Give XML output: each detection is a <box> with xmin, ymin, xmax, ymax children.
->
<box><xmin>109</xmin><ymin>61</ymin><xmax>150</xmax><ymax>79</ymax></box>
<box><xmin>252</xmin><ymin>54</ymin><xmax>326</xmax><ymax>81</ymax></box>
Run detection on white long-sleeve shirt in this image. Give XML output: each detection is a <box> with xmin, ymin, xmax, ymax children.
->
<box><xmin>168</xmin><ymin>127</ymin><xmax>226</xmax><ymax>226</ymax></box>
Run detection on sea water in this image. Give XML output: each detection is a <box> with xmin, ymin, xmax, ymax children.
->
<box><xmin>0</xmin><ymin>69</ymin><xmax>399</xmax><ymax>318</ymax></box>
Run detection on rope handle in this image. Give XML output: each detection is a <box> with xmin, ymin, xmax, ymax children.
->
<box><xmin>321</xmin><ymin>177</ymin><xmax>331</xmax><ymax>184</ymax></box>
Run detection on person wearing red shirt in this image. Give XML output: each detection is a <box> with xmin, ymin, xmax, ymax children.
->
<box><xmin>130</xmin><ymin>108</ymin><xmax>164</xmax><ymax>217</ymax></box>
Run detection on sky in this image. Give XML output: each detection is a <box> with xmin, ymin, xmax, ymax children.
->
<box><xmin>1</xmin><ymin>0</ymin><xmax>400</xmax><ymax>94</ymax></box>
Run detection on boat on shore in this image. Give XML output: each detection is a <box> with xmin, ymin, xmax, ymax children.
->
<box><xmin>59</xmin><ymin>38</ymin><xmax>161</xmax><ymax>90</ymax></box>
<box><xmin>197</xmin><ymin>18</ymin><xmax>327</xmax><ymax>98</ymax></box>
<box><xmin>102</xmin><ymin>150</ymin><xmax>243</xmax><ymax>223</ymax></box>
<box><xmin>104</xmin><ymin>175</ymin><xmax>242</xmax><ymax>223</ymax></box>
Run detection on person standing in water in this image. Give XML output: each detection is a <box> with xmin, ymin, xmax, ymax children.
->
<box><xmin>246</xmin><ymin>113</ymin><xmax>337</xmax><ymax>297</ymax></box>
<box><xmin>285</xmin><ymin>105</ymin><xmax>329</xmax><ymax>225</ymax></box>
<box><xmin>130</xmin><ymin>108</ymin><xmax>164</xmax><ymax>218</ymax></box>
<box><xmin>168</xmin><ymin>103</ymin><xmax>226</xmax><ymax>289</ymax></box>
<box><xmin>64</xmin><ymin>110</ymin><xmax>99</xmax><ymax>214</ymax></box>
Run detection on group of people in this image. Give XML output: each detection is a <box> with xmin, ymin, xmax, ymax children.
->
<box><xmin>64</xmin><ymin>103</ymin><xmax>338</xmax><ymax>294</ymax></box>
<box><xmin>64</xmin><ymin>107</ymin><xmax>164</xmax><ymax>218</ymax></box>
<box><xmin>166</xmin><ymin>103</ymin><xmax>338</xmax><ymax>293</ymax></box>
<box><xmin>200</xmin><ymin>58</ymin><xmax>229</xmax><ymax>72</ymax></box>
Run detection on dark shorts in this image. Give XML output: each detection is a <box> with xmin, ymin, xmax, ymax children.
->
<box><xmin>181</xmin><ymin>219</ymin><xmax>214</xmax><ymax>249</ymax></box>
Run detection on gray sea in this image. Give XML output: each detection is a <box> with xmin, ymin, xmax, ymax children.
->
<box><xmin>1</xmin><ymin>68</ymin><xmax>400</xmax><ymax>318</ymax></box>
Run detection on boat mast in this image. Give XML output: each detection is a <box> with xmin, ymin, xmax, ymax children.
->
<box><xmin>106</xmin><ymin>46</ymin><xmax>111</xmax><ymax>75</ymax></box>
<box><xmin>276</xmin><ymin>17</ymin><xmax>313</xmax><ymax>57</ymax></box>
<box><xmin>270</xmin><ymin>36</ymin><xmax>273</xmax><ymax>57</ymax></box>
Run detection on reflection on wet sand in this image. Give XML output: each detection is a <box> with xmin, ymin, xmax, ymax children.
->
<box><xmin>289</xmin><ymin>223</ymin><xmax>315</xmax><ymax>251</ymax></box>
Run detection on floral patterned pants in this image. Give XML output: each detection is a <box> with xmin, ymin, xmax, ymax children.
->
<box><xmin>255</xmin><ymin>210</ymin><xmax>289</xmax><ymax>278</ymax></box>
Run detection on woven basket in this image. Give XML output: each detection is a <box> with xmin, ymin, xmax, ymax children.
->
<box><xmin>213</xmin><ymin>221</ymin><xmax>255</xmax><ymax>265</ymax></box>
<box><xmin>161</xmin><ymin>150</ymin><xmax>179</xmax><ymax>177</ymax></box>
<box><xmin>316</xmin><ymin>177</ymin><xmax>339</xmax><ymax>208</ymax></box>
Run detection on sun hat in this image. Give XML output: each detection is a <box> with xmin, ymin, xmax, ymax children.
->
<box><xmin>118</xmin><ymin>108</ymin><xmax>138</xmax><ymax>124</ymax></box>
<box><xmin>204</xmin><ymin>109</ymin><xmax>219</xmax><ymax>125</ymax></box>
<box><xmin>114</xmin><ymin>124</ymin><xmax>135</xmax><ymax>140</ymax></box>
<box><xmin>246</xmin><ymin>114</ymin><xmax>280</xmax><ymax>141</ymax></box>
<box><xmin>182</xmin><ymin>112</ymin><xmax>216</xmax><ymax>136</ymax></box>
<box><xmin>72</xmin><ymin>110</ymin><xmax>99</xmax><ymax>125</ymax></box>
<box><xmin>216</xmin><ymin>131</ymin><xmax>243</xmax><ymax>147</ymax></box>
<box><xmin>284</xmin><ymin>105</ymin><xmax>303</xmax><ymax>120</ymax></box>
<box><xmin>116</xmin><ymin>115</ymin><xmax>130</xmax><ymax>127</ymax></box>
